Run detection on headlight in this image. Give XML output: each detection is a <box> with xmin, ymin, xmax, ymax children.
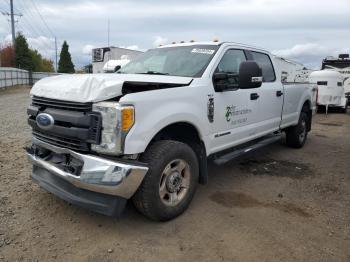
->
<box><xmin>92</xmin><ymin>102</ymin><xmax>134</xmax><ymax>155</ymax></box>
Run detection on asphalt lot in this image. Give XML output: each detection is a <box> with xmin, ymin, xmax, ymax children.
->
<box><xmin>0</xmin><ymin>86</ymin><xmax>349</xmax><ymax>262</ymax></box>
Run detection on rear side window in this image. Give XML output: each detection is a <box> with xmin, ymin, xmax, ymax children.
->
<box><xmin>317</xmin><ymin>81</ymin><xmax>327</xmax><ymax>85</ymax></box>
<box><xmin>248</xmin><ymin>51</ymin><xmax>276</xmax><ymax>82</ymax></box>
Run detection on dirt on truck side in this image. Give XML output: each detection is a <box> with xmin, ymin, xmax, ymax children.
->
<box><xmin>0</xmin><ymin>86</ymin><xmax>350</xmax><ymax>262</ymax></box>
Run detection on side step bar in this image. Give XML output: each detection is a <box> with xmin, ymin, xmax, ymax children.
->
<box><xmin>213</xmin><ymin>134</ymin><xmax>281</xmax><ymax>165</ymax></box>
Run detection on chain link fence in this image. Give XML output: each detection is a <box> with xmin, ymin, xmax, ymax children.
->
<box><xmin>0</xmin><ymin>67</ymin><xmax>61</xmax><ymax>89</ymax></box>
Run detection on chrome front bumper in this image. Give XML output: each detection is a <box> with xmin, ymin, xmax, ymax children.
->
<box><xmin>27</xmin><ymin>137</ymin><xmax>148</xmax><ymax>199</ymax></box>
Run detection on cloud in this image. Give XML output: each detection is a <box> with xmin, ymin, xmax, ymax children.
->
<box><xmin>1</xmin><ymin>0</ymin><xmax>349</xmax><ymax>68</ymax></box>
<box><xmin>273</xmin><ymin>43</ymin><xmax>350</xmax><ymax>69</ymax></box>
<box><xmin>82</xmin><ymin>44</ymin><xmax>94</xmax><ymax>55</ymax></box>
<box><xmin>153</xmin><ymin>36</ymin><xmax>168</xmax><ymax>47</ymax></box>
<box><xmin>28</xmin><ymin>36</ymin><xmax>54</xmax><ymax>51</ymax></box>
<box><xmin>120</xmin><ymin>45</ymin><xmax>140</xmax><ymax>51</ymax></box>
<box><xmin>3</xmin><ymin>34</ymin><xmax>12</xmax><ymax>45</ymax></box>
<box><xmin>273</xmin><ymin>43</ymin><xmax>333</xmax><ymax>58</ymax></box>
<box><xmin>126</xmin><ymin>45</ymin><xmax>139</xmax><ymax>51</ymax></box>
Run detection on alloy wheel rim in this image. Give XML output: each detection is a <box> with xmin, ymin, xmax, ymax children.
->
<box><xmin>299</xmin><ymin>119</ymin><xmax>307</xmax><ymax>143</ymax></box>
<box><xmin>159</xmin><ymin>159</ymin><xmax>191</xmax><ymax>207</ymax></box>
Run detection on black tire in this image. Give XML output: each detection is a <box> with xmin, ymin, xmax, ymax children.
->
<box><xmin>132</xmin><ymin>140</ymin><xmax>199</xmax><ymax>221</ymax></box>
<box><xmin>286</xmin><ymin>111</ymin><xmax>309</xmax><ymax>148</ymax></box>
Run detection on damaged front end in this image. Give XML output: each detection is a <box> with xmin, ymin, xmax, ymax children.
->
<box><xmin>26</xmin><ymin>137</ymin><xmax>148</xmax><ymax>216</ymax></box>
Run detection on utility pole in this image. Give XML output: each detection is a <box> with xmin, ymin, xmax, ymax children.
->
<box><xmin>55</xmin><ymin>37</ymin><xmax>58</xmax><ymax>72</ymax></box>
<box><xmin>1</xmin><ymin>0</ymin><xmax>21</xmax><ymax>47</ymax></box>
<box><xmin>10</xmin><ymin>0</ymin><xmax>15</xmax><ymax>47</ymax></box>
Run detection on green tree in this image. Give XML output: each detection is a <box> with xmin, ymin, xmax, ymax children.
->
<box><xmin>42</xmin><ymin>58</ymin><xmax>54</xmax><ymax>72</ymax></box>
<box><xmin>58</xmin><ymin>41</ymin><xmax>75</xmax><ymax>73</ymax></box>
<box><xmin>29</xmin><ymin>49</ymin><xmax>44</xmax><ymax>72</ymax></box>
<box><xmin>27</xmin><ymin>49</ymin><xmax>54</xmax><ymax>72</ymax></box>
<box><xmin>15</xmin><ymin>32</ymin><xmax>34</xmax><ymax>71</ymax></box>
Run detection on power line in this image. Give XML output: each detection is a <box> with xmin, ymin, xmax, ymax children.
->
<box><xmin>16</xmin><ymin>0</ymin><xmax>50</xmax><ymax>38</ymax></box>
<box><xmin>26</xmin><ymin>0</ymin><xmax>58</xmax><ymax>71</ymax></box>
<box><xmin>29</xmin><ymin>0</ymin><xmax>54</xmax><ymax>37</ymax></box>
<box><xmin>2</xmin><ymin>0</ymin><xmax>58</xmax><ymax>71</ymax></box>
<box><xmin>10</xmin><ymin>0</ymin><xmax>56</xmax><ymax>60</ymax></box>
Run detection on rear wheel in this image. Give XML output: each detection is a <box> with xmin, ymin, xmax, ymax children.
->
<box><xmin>286</xmin><ymin>111</ymin><xmax>309</xmax><ymax>148</ymax></box>
<box><xmin>132</xmin><ymin>140</ymin><xmax>199</xmax><ymax>221</ymax></box>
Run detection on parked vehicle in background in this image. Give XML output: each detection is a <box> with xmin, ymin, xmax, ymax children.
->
<box><xmin>322</xmin><ymin>54</ymin><xmax>350</xmax><ymax>104</ymax></box>
<box><xmin>309</xmin><ymin>70</ymin><xmax>347</xmax><ymax>113</ymax></box>
<box><xmin>102</xmin><ymin>55</ymin><xmax>131</xmax><ymax>73</ymax></box>
<box><xmin>273</xmin><ymin>56</ymin><xmax>306</xmax><ymax>83</ymax></box>
<box><xmin>92</xmin><ymin>46</ymin><xmax>142</xmax><ymax>73</ymax></box>
<box><xmin>26</xmin><ymin>41</ymin><xmax>317</xmax><ymax>221</ymax></box>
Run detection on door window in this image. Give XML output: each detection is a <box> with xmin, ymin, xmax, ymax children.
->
<box><xmin>216</xmin><ymin>49</ymin><xmax>246</xmax><ymax>74</ymax></box>
<box><xmin>215</xmin><ymin>49</ymin><xmax>246</xmax><ymax>88</ymax></box>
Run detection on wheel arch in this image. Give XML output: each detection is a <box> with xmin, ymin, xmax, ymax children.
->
<box><xmin>145</xmin><ymin>121</ymin><xmax>208</xmax><ymax>185</ymax></box>
<box><xmin>301</xmin><ymin>99</ymin><xmax>312</xmax><ymax>131</ymax></box>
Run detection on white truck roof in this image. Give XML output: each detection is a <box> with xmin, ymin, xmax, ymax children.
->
<box><xmin>158</xmin><ymin>41</ymin><xmax>270</xmax><ymax>54</ymax></box>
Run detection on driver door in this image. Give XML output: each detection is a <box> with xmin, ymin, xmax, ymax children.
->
<box><xmin>209</xmin><ymin>48</ymin><xmax>258</xmax><ymax>154</ymax></box>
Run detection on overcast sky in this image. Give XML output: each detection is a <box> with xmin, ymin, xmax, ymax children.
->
<box><xmin>0</xmin><ymin>0</ymin><xmax>349</xmax><ymax>69</ymax></box>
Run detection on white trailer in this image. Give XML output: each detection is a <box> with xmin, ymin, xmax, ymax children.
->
<box><xmin>272</xmin><ymin>56</ymin><xmax>312</xmax><ymax>83</ymax></box>
<box><xmin>309</xmin><ymin>70</ymin><xmax>347</xmax><ymax>113</ymax></box>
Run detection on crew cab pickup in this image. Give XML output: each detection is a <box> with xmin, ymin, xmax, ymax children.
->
<box><xmin>26</xmin><ymin>42</ymin><xmax>316</xmax><ymax>221</ymax></box>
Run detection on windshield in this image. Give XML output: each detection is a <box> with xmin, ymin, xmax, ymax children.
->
<box><xmin>118</xmin><ymin>45</ymin><xmax>219</xmax><ymax>77</ymax></box>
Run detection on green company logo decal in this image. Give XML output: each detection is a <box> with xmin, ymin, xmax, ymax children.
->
<box><xmin>225</xmin><ymin>106</ymin><xmax>232</xmax><ymax>122</ymax></box>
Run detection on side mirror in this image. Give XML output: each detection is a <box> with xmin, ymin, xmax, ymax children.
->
<box><xmin>213</xmin><ymin>72</ymin><xmax>229</xmax><ymax>92</ymax></box>
<box><xmin>213</xmin><ymin>72</ymin><xmax>228</xmax><ymax>81</ymax></box>
<box><xmin>114</xmin><ymin>65</ymin><xmax>121</xmax><ymax>72</ymax></box>
<box><xmin>238</xmin><ymin>61</ymin><xmax>263</xmax><ymax>89</ymax></box>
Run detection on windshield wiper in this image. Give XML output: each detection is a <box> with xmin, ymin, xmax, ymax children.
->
<box><xmin>137</xmin><ymin>71</ymin><xmax>169</xmax><ymax>75</ymax></box>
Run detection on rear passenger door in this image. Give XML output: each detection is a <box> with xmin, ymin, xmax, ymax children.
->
<box><xmin>245</xmin><ymin>50</ymin><xmax>283</xmax><ymax>136</ymax></box>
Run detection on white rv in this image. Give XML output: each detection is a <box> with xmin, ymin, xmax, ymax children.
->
<box><xmin>309</xmin><ymin>70</ymin><xmax>347</xmax><ymax>113</ymax></box>
<box><xmin>322</xmin><ymin>54</ymin><xmax>350</xmax><ymax>103</ymax></box>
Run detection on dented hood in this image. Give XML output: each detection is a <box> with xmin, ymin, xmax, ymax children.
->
<box><xmin>30</xmin><ymin>73</ymin><xmax>193</xmax><ymax>102</ymax></box>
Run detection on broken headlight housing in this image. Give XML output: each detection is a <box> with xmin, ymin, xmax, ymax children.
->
<box><xmin>92</xmin><ymin>102</ymin><xmax>134</xmax><ymax>155</ymax></box>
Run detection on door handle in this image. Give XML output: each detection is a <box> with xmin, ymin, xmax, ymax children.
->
<box><xmin>250</xmin><ymin>93</ymin><xmax>259</xmax><ymax>100</ymax></box>
<box><xmin>276</xmin><ymin>90</ymin><xmax>283</xmax><ymax>97</ymax></box>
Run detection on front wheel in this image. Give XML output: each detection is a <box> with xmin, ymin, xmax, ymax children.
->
<box><xmin>132</xmin><ymin>140</ymin><xmax>199</xmax><ymax>221</ymax></box>
<box><xmin>286</xmin><ymin>111</ymin><xmax>309</xmax><ymax>148</ymax></box>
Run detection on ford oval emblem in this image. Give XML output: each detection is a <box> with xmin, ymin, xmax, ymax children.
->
<box><xmin>36</xmin><ymin>113</ymin><xmax>55</xmax><ymax>130</ymax></box>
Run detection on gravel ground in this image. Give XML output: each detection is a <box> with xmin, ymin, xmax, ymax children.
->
<box><xmin>0</xmin><ymin>86</ymin><xmax>349</xmax><ymax>262</ymax></box>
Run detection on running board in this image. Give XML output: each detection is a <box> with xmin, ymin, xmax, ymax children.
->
<box><xmin>213</xmin><ymin>134</ymin><xmax>281</xmax><ymax>165</ymax></box>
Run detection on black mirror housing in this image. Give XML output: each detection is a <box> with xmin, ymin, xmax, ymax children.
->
<box><xmin>213</xmin><ymin>72</ymin><xmax>229</xmax><ymax>92</ymax></box>
<box><xmin>238</xmin><ymin>61</ymin><xmax>263</xmax><ymax>89</ymax></box>
<box><xmin>213</xmin><ymin>72</ymin><xmax>228</xmax><ymax>81</ymax></box>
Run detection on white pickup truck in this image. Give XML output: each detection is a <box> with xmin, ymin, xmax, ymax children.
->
<box><xmin>26</xmin><ymin>42</ymin><xmax>316</xmax><ymax>221</ymax></box>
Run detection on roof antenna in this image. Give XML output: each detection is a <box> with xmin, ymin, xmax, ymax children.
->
<box><xmin>107</xmin><ymin>18</ymin><xmax>110</xmax><ymax>61</ymax></box>
<box><xmin>107</xmin><ymin>18</ymin><xmax>110</xmax><ymax>47</ymax></box>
